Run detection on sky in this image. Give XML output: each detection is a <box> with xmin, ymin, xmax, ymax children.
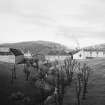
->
<box><xmin>0</xmin><ymin>0</ymin><xmax>105</xmax><ymax>49</ymax></box>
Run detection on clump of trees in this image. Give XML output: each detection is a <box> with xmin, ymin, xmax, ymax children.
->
<box><xmin>74</xmin><ymin>62</ymin><xmax>91</xmax><ymax>105</ymax></box>
<box><xmin>9</xmin><ymin>54</ymin><xmax>91</xmax><ymax>105</ymax></box>
<box><xmin>47</xmin><ymin>59</ymin><xmax>91</xmax><ymax>105</ymax></box>
<box><xmin>64</xmin><ymin>58</ymin><xmax>77</xmax><ymax>85</ymax></box>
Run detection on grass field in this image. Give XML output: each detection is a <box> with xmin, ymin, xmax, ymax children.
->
<box><xmin>0</xmin><ymin>62</ymin><xmax>42</xmax><ymax>105</ymax></box>
<box><xmin>64</xmin><ymin>58</ymin><xmax>105</xmax><ymax>105</ymax></box>
<box><xmin>0</xmin><ymin>58</ymin><xmax>105</xmax><ymax>105</ymax></box>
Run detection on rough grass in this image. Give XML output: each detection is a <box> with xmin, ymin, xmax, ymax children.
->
<box><xmin>0</xmin><ymin>62</ymin><xmax>42</xmax><ymax>105</ymax></box>
<box><xmin>1</xmin><ymin>58</ymin><xmax>105</xmax><ymax>105</ymax></box>
<box><xmin>64</xmin><ymin>58</ymin><xmax>105</xmax><ymax>105</ymax></box>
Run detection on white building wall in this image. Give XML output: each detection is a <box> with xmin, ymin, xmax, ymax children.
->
<box><xmin>98</xmin><ymin>52</ymin><xmax>104</xmax><ymax>57</ymax></box>
<box><xmin>73</xmin><ymin>50</ymin><xmax>86</xmax><ymax>59</ymax></box>
<box><xmin>0</xmin><ymin>47</ymin><xmax>9</xmax><ymax>52</ymax></box>
<box><xmin>0</xmin><ymin>55</ymin><xmax>24</xmax><ymax>64</ymax></box>
<box><xmin>73</xmin><ymin>50</ymin><xmax>105</xmax><ymax>59</ymax></box>
<box><xmin>45</xmin><ymin>55</ymin><xmax>70</xmax><ymax>61</ymax></box>
<box><xmin>0</xmin><ymin>55</ymin><xmax>15</xmax><ymax>63</ymax></box>
<box><xmin>24</xmin><ymin>51</ymin><xmax>32</xmax><ymax>59</ymax></box>
<box><xmin>15</xmin><ymin>55</ymin><xmax>24</xmax><ymax>64</ymax></box>
<box><xmin>92</xmin><ymin>51</ymin><xmax>97</xmax><ymax>57</ymax></box>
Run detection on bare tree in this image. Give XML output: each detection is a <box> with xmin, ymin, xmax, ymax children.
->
<box><xmin>24</xmin><ymin>61</ymin><xmax>31</xmax><ymax>80</ymax></box>
<box><xmin>74</xmin><ymin>62</ymin><xmax>91</xmax><ymax>105</ymax></box>
<box><xmin>49</xmin><ymin>64</ymin><xmax>67</xmax><ymax>105</ymax></box>
<box><xmin>11</xmin><ymin>64</ymin><xmax>16</xmax><ymax>84</ymax></box>
<box><xmin>81</xmin><ymin>63</ymin><xmax>91</xmax><ymax>100</ymax></box>
<box><xmin>75</xmin><ymin>75</ymin><xmax>82</xmax><ymax>105</ymax></box>
<box><xmin>64</xmin><ymin>58</ymin><xmax>77</xmax><ymax>85</ymax></box>
<box><xmin>74</xmin><ymin>63</ymin><xmax>82</xmax><ymax>105</ymax></box>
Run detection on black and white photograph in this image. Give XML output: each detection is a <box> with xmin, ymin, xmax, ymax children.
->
<box><xmin>0</xmin><ymin>0</ymin><xmax>105</xmax><ymax>105</ymax></box>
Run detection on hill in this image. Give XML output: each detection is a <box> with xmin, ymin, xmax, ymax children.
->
<box><xmin>0</xmin><ymin>41</ymin><xmax>72</xmax><ymax>55</ymax></box>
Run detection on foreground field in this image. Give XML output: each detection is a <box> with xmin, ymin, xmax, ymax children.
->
<box><xmin>63</xmin><ymin>58</ymin><xmax>105</xmax><ymax>105</ymax></box>
<box><xmin>0</xmin><ymin>58</ymin><xmax>105</xmax><ymax>105</ymax></box>
<box><xmin>0</xmin><ymin>62</ymin><xmax>41</xmax><ymax>105</ymax></box>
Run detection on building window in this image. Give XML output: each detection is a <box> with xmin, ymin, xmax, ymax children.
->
<box><xmin>90</xmin><ymin>51</ymin><xmax>92</xmax><ymax>56</ymax></box>
<box><xmin>79</xmin><ymin>54</ymin><xmax>82</xmax><ymax>57</ymax></box>
<box><xmin>96</xmin><ymin>51</ymin><xmax>98</xmax><ymax>56</ymax></box>
<box><xmin>103</xmin><ymin>52</ymin><xmax>105</xmax><ymax>55</ymax></box>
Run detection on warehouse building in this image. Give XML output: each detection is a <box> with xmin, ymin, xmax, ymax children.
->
<box><xmin>0</xmin><ymin>47</ymin><xmax>24</xmax><ymax>64</ymax></box>
<box><xmin>73</xmin><ymin>49</ymin><xmax>105</xmax><ymax>59</ymax></box>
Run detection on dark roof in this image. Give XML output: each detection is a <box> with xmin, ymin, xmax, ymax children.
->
<box><xmin>47</xmin><ymin>53</ymin><xmax>69</xmax><ymax>56</ymax></box>
<box><xmin>83</xmin><ymin>49</ymin><xmax>105</xmax><ymax>52</ymax></box>
<box><xmin>47</xmin><ymin>50</ymin><xmax>70</xmax><ymax>55</ymax></box>
<box><xmin>0</xmin><ymin>51</ymin><xmax>12</xmax><ymax>55</ymax></box>
<box><xmin>10</xmin><ymin>48</ymin><xmax>23</xmax><ymax>56</ymax></box>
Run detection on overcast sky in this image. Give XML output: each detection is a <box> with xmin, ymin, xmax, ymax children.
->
<box><xmin>0</xmin><ymin>0</ymin><xmax>105</xmax><ymax>48</ymax></box>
